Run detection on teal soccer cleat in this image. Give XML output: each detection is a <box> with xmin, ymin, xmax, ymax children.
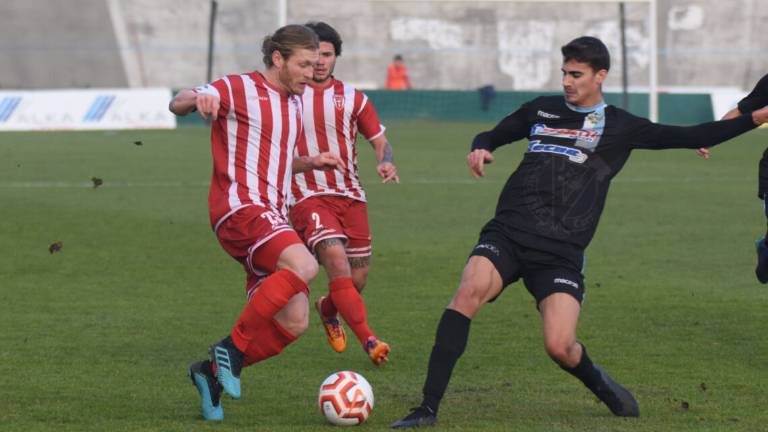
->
<box><xmin>188</xmin><ymin>360</ymin><xmax>223</xmax><ymax>421</ymax></box>
<box><xmin>209</xmin><ymin>337</ymin><xmax>244</xmax><ymax>399</ymax></box>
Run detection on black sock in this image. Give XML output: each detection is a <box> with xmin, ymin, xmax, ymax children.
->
<box><xmin>421</xmin><ymin>309</ymin><xmax>471</xmax><ymax>414</ymax></box>
<box><xmin>560</xmin><ymin>344</ymin><xmax>603</xmax><ymax>395</ymax></box>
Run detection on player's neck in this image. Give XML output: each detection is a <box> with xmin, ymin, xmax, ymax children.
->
<box><xmin>263</xmin><ymin>69</ymin><xmax>291</xmax><ymax>96</ymax></box>
<box><xmin>570</xmin><ymin>92</ymin><xmax>604</xmax><ymax>110</ymax></box>
<box><xmin>310</xmin><ymin>76</ymin><xmax>334</xmax><ymax>89</ymax></box>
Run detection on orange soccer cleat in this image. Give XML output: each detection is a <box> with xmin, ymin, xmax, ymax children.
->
<box><xmin>365</xmin><ymin>336</ymin><xmax>390</xmax><ymax>366</ymax></box>
<box><xmin>315</xmin><ymin>296</ymin><xmax>347</xmax><ymax>353</ymax></box>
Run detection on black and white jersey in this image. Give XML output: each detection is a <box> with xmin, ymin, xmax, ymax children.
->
<box><xmin>472</xmin><ymin>95</ymin><xmax>757</xmax><ymax>259</ymax></box>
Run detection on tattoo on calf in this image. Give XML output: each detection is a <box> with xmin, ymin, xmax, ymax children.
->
<box><xmin>348</xmin><ymin>256</ymin><xmax>370</xmax><ymax>269</ymax></box>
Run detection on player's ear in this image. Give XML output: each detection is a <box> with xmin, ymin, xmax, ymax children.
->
<box><xmin>272</xmin><ymin>50</ymin><xmax>284</xmax><ymax>68</ymax></box>
<box><xmin>595</xmin><ymin>69</ymin><xmax>608</xmax><ymax>85</ymax></box>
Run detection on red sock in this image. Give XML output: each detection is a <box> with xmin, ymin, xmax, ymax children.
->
<box><xmin>231</xmin><ymin>269</ymin><xmax>307</xmax><ymax>352</ymax></box>
<box><xmin>329</xmin><ymin>276</ymin><xmax>374</xmax><ymax>346</ymax></box>
<box><xmin>320</xmin><ymin>295</ymin><xmax>338</xmax><ymax>317</ymax></box>
<box><xmin>242</xmin><ymin>319</ymin><xmax>298</xmax><ymax>367</ymax></box>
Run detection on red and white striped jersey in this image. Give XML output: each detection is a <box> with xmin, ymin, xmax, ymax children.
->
<box><xmin>291</xmin><ymin>78</ymin><xmax>385</xmax><ymax>204</ymax></box>
<box><xmin>196</xmin><ymin>71</ymin><xmax>303</xmax><ymax>231</ymax></box>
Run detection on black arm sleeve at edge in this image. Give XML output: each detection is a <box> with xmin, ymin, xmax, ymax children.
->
<box><xmin>470</xmin><ymin>104</ymin><xmax>531</xmax><ymax>152</ymax></box>
<box><xmin>632</xmin><ymin>113</ymin><xmax>756</xmax><ymax>150</ymax></box>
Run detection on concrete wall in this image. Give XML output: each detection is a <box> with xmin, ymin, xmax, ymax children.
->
<box><xmin>1</xmin><ymin>0</ymin><xmax>765</xmax><ymax>91</ymax></box>
<box><xmin>0</xmin><ymin>0</ymin><xmax>127</xmax><ymax>89</ymax></box>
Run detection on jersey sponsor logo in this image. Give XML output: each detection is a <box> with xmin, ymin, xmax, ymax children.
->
<box><xmin>554</xmin><ymin>278</ymin><xmax>579</xmax><ymax>289</ymax></box>
<box><xmin>527</xmin><ymin>141</ymin><xmax>588</xmax><ymax>163</ymax></box>
<box><xmin>531</xmin><ymin>123</ymin><xmax>597</xmax><ymax>143</ymax></box>
<box><xmin>474</xmin><ymin>243</ymin><xmax>500</xmax><ymax>256</ymax></box>
<box><xmin>537</xmin><ymin>110</ymin><xmax>560</xmax><ymax>119</ymax></box>
<box><xmin>83</xmin><ymin>95</ymin><xmax>116</xmax><ymax>122</ymax></box>
<box><xmin>333</xmin><ymin>95</ymin><xmax>345</xmax><ymax>111</ymax></box>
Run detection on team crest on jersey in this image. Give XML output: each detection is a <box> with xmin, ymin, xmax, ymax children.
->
<box><xmin>333</xmin><ymin>95</ymin><xmax>345</xmax><ymax>111</ymax></box>
<box><xmin>531</xmin><ymin>123</ymin><xmax>597</xmax><ymax>143</ymax></box>
<box><xmin>527</xmin><ymin>140</ymin><xmax>588</xmax><ymax>163</ymax></box>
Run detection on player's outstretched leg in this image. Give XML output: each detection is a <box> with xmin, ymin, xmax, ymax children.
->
<box><xmin>561</xmin><ymin>346</ymin><xmax>639</xmax><ymax>417</ymax></box>
<box><xmin>315</xmin><ymin>295</ymin><xmax>347</xmax><ymax>353</ymax></box>
<box><xmin>591</xmin><ymin>365</ymin><xmax>640</xmax><ymax>417</ymax></box>
<box><xmin>390</xmin><ymin>405</ymin><xmax>437</xmax><ymax>429</ymax></box>
<box><xmin>209</xmin><ymin>336</ymin><xmax>244</xmax><ymax>400</ymax></box>
<box><xmin>755</xmin><ymin>238</ymin><xmax>768</xmax><ymax>283</ymax></box>
<box><xmin>188</xmin><ymin>360</ymin><xmax>224</xmax><ymax>421</ymax></box>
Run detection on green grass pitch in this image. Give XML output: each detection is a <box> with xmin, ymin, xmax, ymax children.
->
<box><xmin>0</xmin><ymin>123</ymin><xmax>766</xmax><ymax>431</ymax></box>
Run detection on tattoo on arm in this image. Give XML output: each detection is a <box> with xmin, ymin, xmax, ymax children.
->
<box><xmin>379</xmin><ymin>141</ymin><xmax>394</xmax><ymax>164</ymax></box>
<box><xmin>348</xmin><ymin>256</ymin><xmax>370</xmax><ymax>269</ymax></box>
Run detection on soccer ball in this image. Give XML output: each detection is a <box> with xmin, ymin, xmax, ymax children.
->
<box><xmin>318</xmin><ymin>371</ymin><xmax>374</xmax><ymax>426</ymax></box>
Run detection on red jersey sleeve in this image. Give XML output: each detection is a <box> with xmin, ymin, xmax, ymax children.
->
<box><xmin>195</xmin><ymin>78</ymin><xmax>231</xmax><ymax>118</ymax></box>
<box><xmin>355</xmin><ymin>91</ymin><xmax>385</xmax><ymax>141</ymax></box>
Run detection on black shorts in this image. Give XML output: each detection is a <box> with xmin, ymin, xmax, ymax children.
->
<box><xmin>469</xmin><ymin>228</ymin><xmax>585</xmax><ymax>305</ymax></box>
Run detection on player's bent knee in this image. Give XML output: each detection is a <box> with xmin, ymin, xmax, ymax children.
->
<box><xmin>448</xmin><ymin>282</ymin><xmax>488</xmax><ymax>317</ymax></box>
<box><xmin>279</xmin><ymin>246</ymin><xmax>320</xmax><ymax>283</ymax></box>
<box><xmin>544</xmin><ymin>339</ymin><xmax>578</xmax><ymax>366</ymax></box>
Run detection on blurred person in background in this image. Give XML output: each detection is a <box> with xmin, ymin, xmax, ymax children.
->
<box><xmin>385</xmin><ymin>54</ymin><xmax>412</xmax><ymax>90</ymax></box>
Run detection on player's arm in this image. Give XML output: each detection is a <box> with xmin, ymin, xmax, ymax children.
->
<box><xmin>696</xmin><ymin>107</ymin><xmax>742</xmax><ymax>159</ymax></box>
<box><xmin>356</xmin><ymin>95</ymin><xmax>399</xmax><ymax>183</ymax></box>
<box><xmin>292</xmin><ymin>152</ymin><xmax>345</xmax><ymax>174</ymax></box>
<box><xmin>467</xmin><ymin>103</ymin><xmax>530</xmax><ymax>178</ymax></box>
<box><xmin>698</xmin><ymin>74</ymin><xmax>768</xmax><ymax>158</ymax></box>
<box><xmin>169</xmin><ymin>85</ymin><xmax>223</xmax><ymax>120</ymax></box>
<box><xmin>370</xmin><ymin>135</ymin><xmax>399</xmax><ymax>184</ymax></box>
<box><xmin>631</xmin><ymin>106</ymin><xmax>768</xmax><ymax>151</ymax></box>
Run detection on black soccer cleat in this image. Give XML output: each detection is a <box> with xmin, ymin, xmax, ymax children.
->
<box><xmin>755</xmin><ymin>238</ymin><xmax>768</xmax><ymax>283</ymax></box>
<box><xmin>209</xmin><ymin>336</ymin><xmax>244</xmax><ymax>399</ymax></box>
<box><xmin>188</xmin><ymin>360</ymin><xmax>224</xmax><ymax>421</ymax></box>
<box><xmin>593</xmin><ymin>366</ymin><xmax>639</xmax><ymax>417</ymax></box>
<box><xmin>390</xmin><ymin>405</ymin><xmax>438</xmax><ymax>429</ymax></box>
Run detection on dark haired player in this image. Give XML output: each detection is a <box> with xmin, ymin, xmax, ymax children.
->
<box><xmin>391</xmin><ymin>36</ymin><xmax>768</xmax><ymax>428</ymax></box>
<box><xmin>698</xmin><ymin>74</ymin><xmax>768</xmax><ymax>282</ymax></box>
<box><xmin>290</xmin><ymin>21</ymin><xmax>397</xmax><ymax>365</ymax></box>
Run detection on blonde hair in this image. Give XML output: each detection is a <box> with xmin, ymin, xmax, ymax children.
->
<box><xmin>262</xmin><ymin>24</ymin><xmax>319</xmax><ymax>67</ymax></box>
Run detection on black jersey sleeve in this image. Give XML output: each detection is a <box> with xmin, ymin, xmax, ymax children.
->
<box><xmin>471</xmin><ymin>101</ymin><xmax>532</xmax><ymax>152</ymax></box>
<box><xmin>738</xmin><ymin>74</ymin><xmax>768</xmax><ymax>113</ymax></box>
<box><xmin>623</xmin><ymin>110</ymin><xmax>757</xmax><ymax>150</ymax></box>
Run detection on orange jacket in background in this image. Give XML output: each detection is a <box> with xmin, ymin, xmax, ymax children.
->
<box><xmin>385</xmin><ymin>62</ymin><xmax>412</xmax><ymax>90</ymax></box>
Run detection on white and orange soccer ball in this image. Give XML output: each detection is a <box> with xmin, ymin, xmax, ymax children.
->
<box><xmin>318</xmin><ymin>371</ymin><xmax>374</xmax><ymax>426</ymax></box>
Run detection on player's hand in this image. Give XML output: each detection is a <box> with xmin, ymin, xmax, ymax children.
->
<box><xmin>196</xmin><ymin>94</ymin><xmax>220</xmax><ymax>120</ymax></box>
<box><xmin>376</xmin><ymin>162</ymin><xmax>399</xmax><ymax>184</ymax></box>
<box><xmin>696</xmin><ymin>148</ymin><xmax>711</xmax><ymax>159</ymax></box>
<box><xmin>467</xmin><ymin>149</ymin><xmax>494</xmax><ymax>178</ymax></box>
<box><xmin>311</xmin><ymin>152</ymin><xmax>345</xmax><ymax>172</ymax></box>
<box><xmin>752</xmin><ymin>105</ymin><xmax>768</xmax><ymax>126</ymax></box>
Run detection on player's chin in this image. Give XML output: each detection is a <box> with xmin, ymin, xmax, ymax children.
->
<box><xmin>293</xmin><ymin>82</ymin><xmax>307</xmax><ymax>95</ymax></box>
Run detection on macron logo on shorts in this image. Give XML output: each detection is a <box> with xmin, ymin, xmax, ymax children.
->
<box><xmin>475</xmin><ymin>243</ymin><xmax>500</xmax><ymax>256</ymax></box>
<box><xmin>554</xmin><ymin>278</ymin><xmax>579</xmax><ymax>289</ymax></box>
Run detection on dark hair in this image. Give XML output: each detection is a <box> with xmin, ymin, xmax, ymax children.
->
<box><xmin>561</xmin><ymin>36</ymin><xmax>610</xmax><ymax>72</ymax></box>
<box><xmin>261</xmin><ymin>24</ymin><xmax>319</xmax><ymax>67</ymax></box>
<box><xmin>305</xmin><ymin>21</ymin><xmax>342</xmax><ymax>56</ymax></box>
<box><xmin>394</xmin><ymin>54</ymin><xmax>403</xmax><ymax>61</ymax></box>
